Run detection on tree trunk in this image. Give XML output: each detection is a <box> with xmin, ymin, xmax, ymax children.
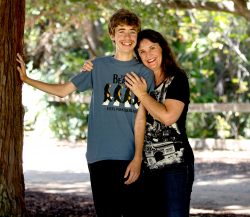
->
<box><xmin>0</xmin><ymin>0</ymin><xmax>26</xmax><ymax>216</ymax></box>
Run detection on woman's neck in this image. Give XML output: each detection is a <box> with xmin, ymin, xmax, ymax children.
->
<box><xmin>154</xmin><ymin>69</ymin><xmax>166</xmax><ymax>86</ymax></box>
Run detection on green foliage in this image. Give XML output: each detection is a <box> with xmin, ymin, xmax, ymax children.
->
<box><xmin>187</xmin><ymin>113</ymin><xmax>216</xmax><ymax>138</ymax></box>
<box><xmin>24</xmin><ymin>0</ymin><xmax>250</xmax><ymax>140</ymax></box>
<box><xmin>187</xmin><ymin>112</ymin><xmax>250</xmax><ymax>139</ymax></box>
<box><xmin>47</xmin><ymin>101</ymin><xmax>89</xmax><ymax>141</ymax></box>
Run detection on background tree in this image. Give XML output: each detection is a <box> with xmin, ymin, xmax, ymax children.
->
<box><xmin>23</xmin><ymin>0</ymin><xmax>249</xmax><ymax>140</ymax></box>
<box><xmin>0</xmin><ymin>0</ymin><xmax>26</xmax><ymax>216</ymax></box>
<box><xmin>0</xmin><ymin>0</ymin><xmax>248</xmax><ymax>215</ymax></box>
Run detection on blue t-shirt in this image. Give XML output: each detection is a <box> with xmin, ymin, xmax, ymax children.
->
<box><xmin>71</xmin><ymin>56</ymin><xmax>154</xmax><ymax>163</ymax></box>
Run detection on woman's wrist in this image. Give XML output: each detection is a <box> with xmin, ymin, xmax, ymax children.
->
<box><xmin>137</xmin><ymin>91</ymin><xmax>148</xmax><ymax>101</ymax></box>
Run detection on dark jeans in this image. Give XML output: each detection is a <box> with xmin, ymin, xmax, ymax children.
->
<box><xmin>88</xmin><ymin>160</ymin><xmax>144</xmax><ymax>217</ymax></box>
<box><xmin>142</xmin><ymin>163</ymin><xmax>194</xmax><ymax>217</ymax></box>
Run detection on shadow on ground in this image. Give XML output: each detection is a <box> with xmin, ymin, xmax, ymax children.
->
<box><xmin>24</xmin><ymin>160</ymin><xmax>250</xmax><ymax>217</ymax></box>
<box><xmin>25</xmin><ymin>170</ymin><xmax>91</xmax><ymax>194</ymax></box>
<box><xmin>191</xmin><ymin>161</ymin><xmax>250</xmax><ymax>214</ymax></box>
<box><xmin>25</xmin><ymin>190</ymin><xmax>250</xmax><ymax>217</ymax></box>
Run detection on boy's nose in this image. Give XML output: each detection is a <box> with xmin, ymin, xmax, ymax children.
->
<box><xmin>124</xmin><ymin>32</ymin><xmax>131</xmax><ymax>38</ymax></box>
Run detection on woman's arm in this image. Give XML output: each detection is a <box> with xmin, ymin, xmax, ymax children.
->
<box><xmin>125</xmin><ymin>72</ymin><xmax>184</xmax><ymax>126</ymax></box>
<box><xmin>137</xmin><ymin>94</ymin><xmax>184</xmax><ymax>126</ymax></box>
<box><xmin>17</xmin><ymin>53</ymin><xmax>76</xmax><ymax>98</ymax></box>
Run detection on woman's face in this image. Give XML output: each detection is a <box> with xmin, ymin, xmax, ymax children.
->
<box><xmin>137</xmin><ymin>38</ymin><xmax>162</xmax><ymax>72</ymax></box>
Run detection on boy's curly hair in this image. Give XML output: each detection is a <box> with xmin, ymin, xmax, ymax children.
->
<box><xmin>108</xmin><ymin>9</ymin><xmax>141</xmax><ymax>36</ymax></box>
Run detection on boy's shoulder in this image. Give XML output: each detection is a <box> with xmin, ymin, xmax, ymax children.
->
<box><xmin>92</xmin><ymin>56</ymin><xmax>113</xmax><ymax>65</ymax></box>
<box><xmin>138</xmin><ymin>62</ymin><xmax>152</xmax><ymax>72</ymax></box>
<box><xmin>136</xmin><ymin>62</ymin><xmax>154</xmax><ymax>77</ymax></box>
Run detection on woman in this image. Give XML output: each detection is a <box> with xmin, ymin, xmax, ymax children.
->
<box><xmin>125</xmin><ymin>29</ymin><xmax>194</xmax><ymax>217</ymax></box>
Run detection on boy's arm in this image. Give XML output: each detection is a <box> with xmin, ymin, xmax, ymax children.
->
<box><xmin>17</xmin><ymin>53</ymin><xmax>76</xmax><ymax>97</ymax></box>
<box><xmin>124</xmin><ymin>104</ymin><xmax>146</xmax><ymax>185</ymax></box>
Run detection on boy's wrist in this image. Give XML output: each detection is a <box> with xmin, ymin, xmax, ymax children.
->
<box><xmin>133</xmin><ymin>154</ymin><xmax>142</xmax><ymax>162</ymax></box>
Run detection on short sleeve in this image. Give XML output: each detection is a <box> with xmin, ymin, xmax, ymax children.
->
<box><xmin>147</xmin><ymin>71</ymin><xmax>155</xmax><ymax>93</ymax></box>
<box><xmin>70</xmin><ymin>71</ymin><xmax>92</xmax><ymax>92</ymax></box>
<box><xmin>139</xmin><ymin>66</ymin><xmax>155</xmax><ymax>93</ymax></box>
<box><xmin>165</xmin><ymin>72</ymin><xmax>189</xmax><ymax>104</ymax></box>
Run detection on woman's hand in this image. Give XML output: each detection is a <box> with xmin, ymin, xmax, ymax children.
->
<box><xmin>16</xmin><ymin>53</ymin><xmax>28</xmax><ymax>82</ymax></box>
<box><xmin>80</xmin><ymin>59</ymin><xmax>94</xmax><ymax>72</ymax></box>
<box><xmin>125</xmin><ymin>72</ymin><xmax>148</xmax><ymax>98</ymax></box>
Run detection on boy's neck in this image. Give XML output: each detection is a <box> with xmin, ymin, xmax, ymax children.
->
<box><xmin>114</xmin><ymin>52</ymin><xmax>134</xmax><ymax>61</ymax></box>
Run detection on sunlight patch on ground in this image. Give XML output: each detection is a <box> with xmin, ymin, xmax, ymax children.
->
<box><xmin>23</xmin><ymin>131</ymin><xmax>88</xmax><ymax>173</ymax></box>
<box><xmin>195</xmin><ymin>178</ymin><xmax>250</xmax><ymax>186</ymax></box>
<box><xmin>25</xmin><ymin>181</ymin><xmax>91</xmax><ymax>194</ymax></box>
<box><xmin>191</xmin><ymin>207</ymin><xmax>250</xmax><ymax>215</ymax></box>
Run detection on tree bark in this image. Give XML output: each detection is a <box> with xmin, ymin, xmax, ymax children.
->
<box><xmin>82</xmin><ymin>18</ymin><xmax>104</xmax><ymax>57</ymax></box>
<box><xmin>0</xmin><ymin>0</ymin><xmax>26</xmax><ymax>216</ymax></box>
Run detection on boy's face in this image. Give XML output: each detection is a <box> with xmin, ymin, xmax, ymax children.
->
<box><xmin>110</xmin><ymin>24</ymin><xmax>138</xmax><ymax>54</ymax></box>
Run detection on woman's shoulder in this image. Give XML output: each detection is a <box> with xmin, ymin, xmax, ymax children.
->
<box><xmin>172</xmin><ymin>69</ymin><xmax>189</xmax><ymax>83</ymax></box>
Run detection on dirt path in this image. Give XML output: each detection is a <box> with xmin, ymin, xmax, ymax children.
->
<box><xmin>191</xmin><ymin>150</ymin><xmax>250</xmax><ymax>215</ymax></box>
<box><xmin>23</xmin><ymin>132</ymin><xmax>250</xmax><ymax>216</ymax></box>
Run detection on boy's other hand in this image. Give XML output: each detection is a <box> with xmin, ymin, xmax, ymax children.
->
<box><xmin>81</xmin><ymin>58</ymin><xmax>94</xmax><ymax>72</ymax></box>
<box><xmin>124</xmin><ymin>158</ymin><xmax>141</xmax><ymax>185</ymax></box>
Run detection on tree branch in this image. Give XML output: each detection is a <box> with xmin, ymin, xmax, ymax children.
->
<box><xmin>156</xmin><ymin>0</ymin><xmax>250</xmax><ymax>20</ymax></box>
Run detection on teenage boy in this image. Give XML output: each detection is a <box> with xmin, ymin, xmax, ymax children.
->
<box><xmin>17</xmin><ymin>8</ymin><xmax>154</xmax><ymax>217</ymax></box>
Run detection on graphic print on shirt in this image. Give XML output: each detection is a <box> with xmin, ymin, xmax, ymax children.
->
<box><xmin>144</xmin><ymin>77</ymin><xmax>185</xmax><ymax>170</ymax></box>
<box><xmin>102</xmin><ymin>74</ymin><xmax>140</xmax><ymax>112</ymax></box>
<box><xmin>123</xmin><ymin>88</ymin><xmax>132</xmax><ymax>107</ymax></box>
<box><xmin>102</xmin><ymin>83</ymin><xmax>112</xmax><ymax>105</ymax></box>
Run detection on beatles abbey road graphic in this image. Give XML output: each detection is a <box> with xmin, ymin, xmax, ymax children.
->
<box><xmin>103</xmin><ymin>74</ymin><xmax>140</xmax><ymax>113</ymax></box>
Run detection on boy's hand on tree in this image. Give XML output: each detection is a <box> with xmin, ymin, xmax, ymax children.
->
<box><xmin>16</xmin><ymin>53</ymin><xmax>28</xmax><ymax>82</ymax></box>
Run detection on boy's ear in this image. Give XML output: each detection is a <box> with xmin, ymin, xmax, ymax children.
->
<box><xmin>109</xmin><ymin>33</ymin><xmax>115</xmax><ymax>42</ymax></box>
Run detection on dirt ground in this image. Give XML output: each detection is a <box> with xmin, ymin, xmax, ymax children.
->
<box><xmin>24</xmin><ymin>190</ymin><xmax>250</xmax><ymax>217</ymax></box>
<box><xmin>23</xmin><ymin>133</ymin><xmax>250</xmax><ymax>216</ymax></box>
<box><xmin>190</xmin><ymin>150</ymin><xmax>250</xmax><ymax>216</ymax></box>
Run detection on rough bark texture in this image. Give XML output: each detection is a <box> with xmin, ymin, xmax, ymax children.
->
<box><xmin>0</xmin><ymin>0</ymin><xmax>26</xmax><ymax>216</ymax></box>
